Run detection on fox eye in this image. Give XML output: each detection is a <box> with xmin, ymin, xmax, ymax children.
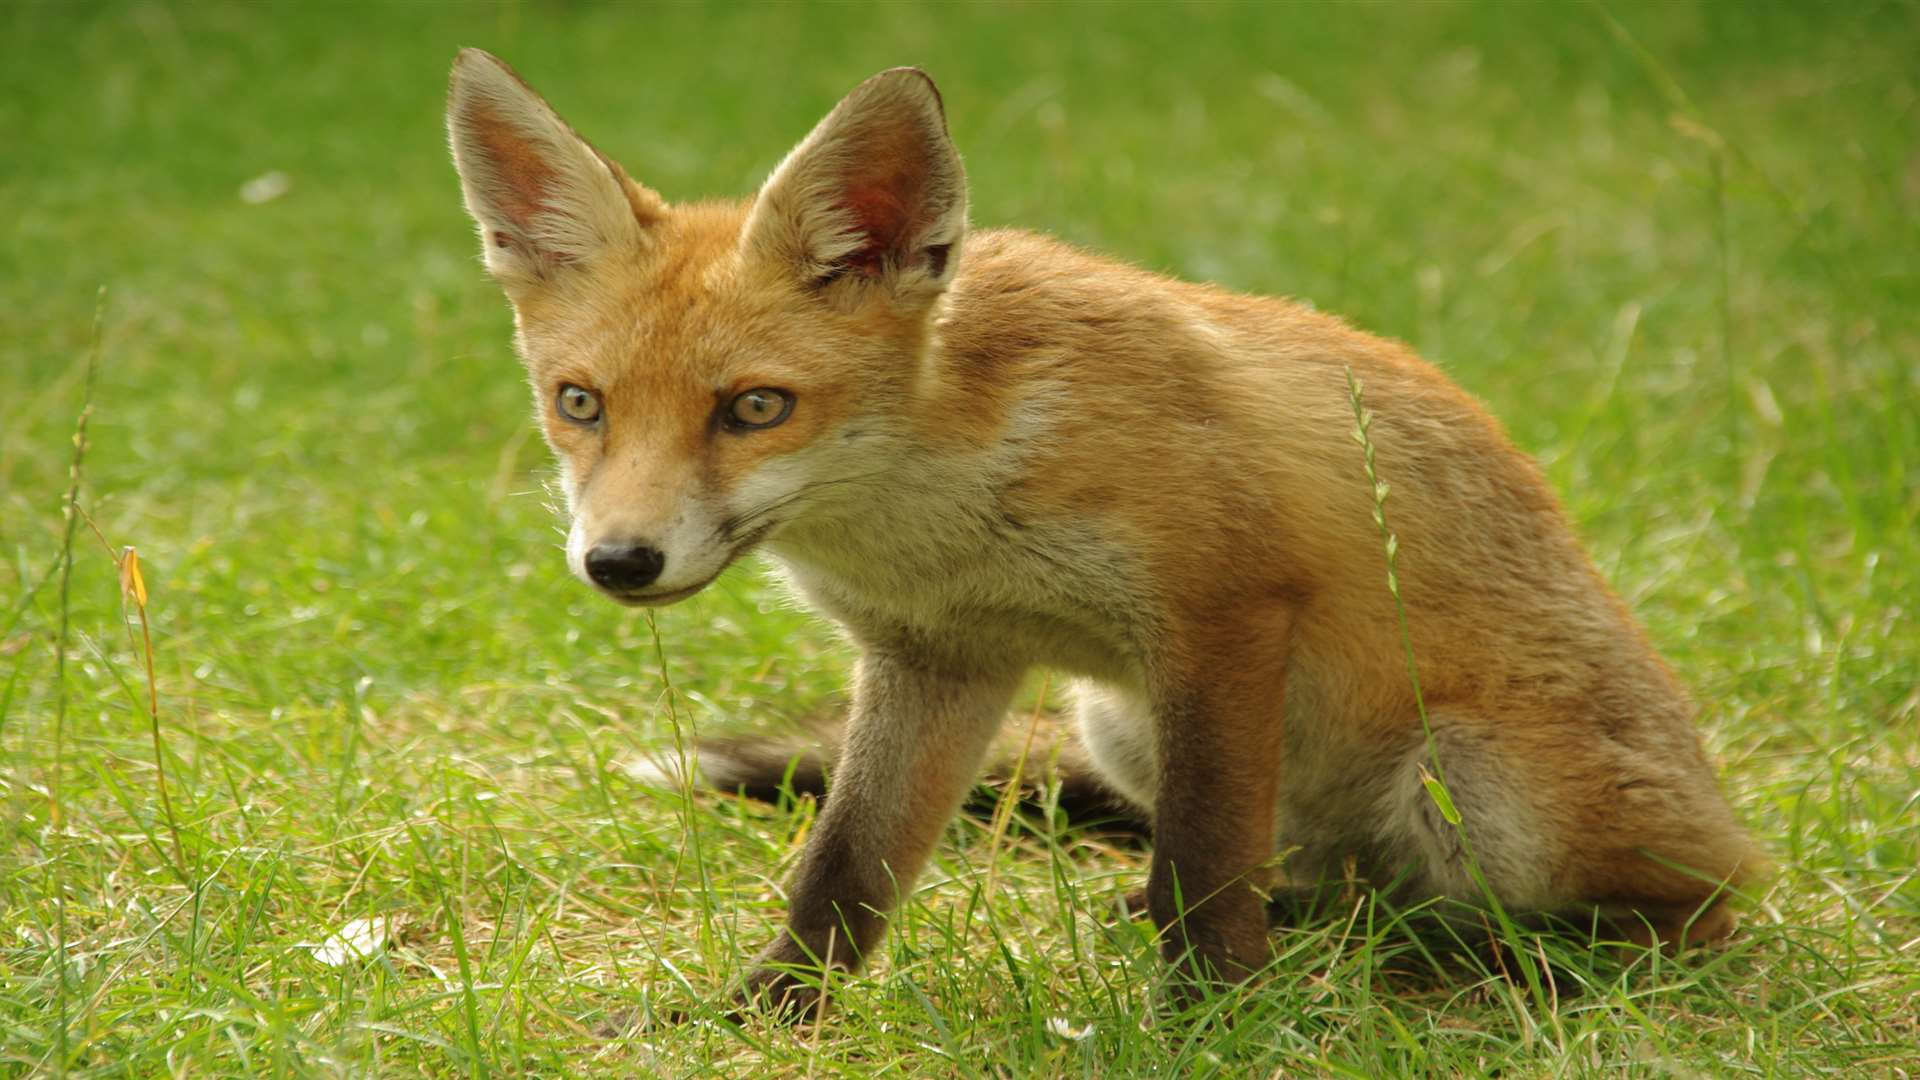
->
<box><xmin>556</xmin><ymin>383</ymin><xmax>601</xmax><ymax>425</ymax></box>
<box><xmin>725</xmin><ymin>388</ymin><xmax>794</xmax><ymax>430</ymax></box>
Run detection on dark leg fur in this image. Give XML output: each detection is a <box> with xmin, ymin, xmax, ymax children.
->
<box><xmin>734</xmin><ymin>658</ymin><xmax>1020</xmax><ymax>1020</ymax></box>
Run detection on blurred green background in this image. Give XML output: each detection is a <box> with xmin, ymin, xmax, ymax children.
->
<box><xmin>2</xmin><ymin>2</ymin><xmax>1916</xmax><ymax>1075</ymax></box>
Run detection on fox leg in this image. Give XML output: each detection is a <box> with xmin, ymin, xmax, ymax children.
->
<box><xmin>739</xmin><ymin>651</ymin><xmax>1019</xmax><ymax>1017</ymax></box>
<box><xmin>1145</xmin><ymin>605</ymin><xmax>1294</xmax><ymax>992</ymax></box>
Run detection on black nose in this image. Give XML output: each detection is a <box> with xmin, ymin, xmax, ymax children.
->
<box><xmin>584</xmin><ymin>543</ymin><xmax>665</xmax><ymax>592</ymax></box>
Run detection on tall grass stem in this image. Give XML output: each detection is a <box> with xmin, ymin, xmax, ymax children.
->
<box><xmin>1343</xmin><ymin>366</ymin><xmax>1558</xmax><ymax>1036</ymax></box>
<box><xmin>646</xmin><ymin>610</ymin><xmax>717</xmax><ymax>957</ymax></box>
<box><xmin>48</xmin><ymin>286</ymin><xmax>107</xmax><ymax>1076</ymax></box>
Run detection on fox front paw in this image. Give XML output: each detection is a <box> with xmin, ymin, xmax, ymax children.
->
<box><xmin>1151</xmin><ymin>899</ymin><xmax>1269</xmax><ymax>1017</ymax></box>
<box><xmin>735</xmin><ymin>961</ymin><xmax>828</xmax><ymax>1023</ymax></box>
<box><xmin>1148</xmin><ymin>942</ymin><xmax>1265</xmax><ymax>1022</ymax></box>
<box><xmin>732</xmin><ymin>931</ymin><xmax>852</xmax><ymax>1023</ymax></box>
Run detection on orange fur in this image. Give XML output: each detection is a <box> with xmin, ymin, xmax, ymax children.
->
<box><xmin>448</xmin><ymin>52</ymin><xmax>1762</xmax><ymax>1017</ymax></box>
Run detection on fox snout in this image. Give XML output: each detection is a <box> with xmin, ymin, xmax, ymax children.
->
<box><xmin>568</xmin><ymin>530</ymin><xmax>716</xmax><ymax>605</ymax></box>
<box><xmin>565</xmin><ymin>523</ymin><xmax>709</xmax><ymax>605</ymax></box>
<box><xmin>563</xmin><ymin>498</ymin><xmax>746</xmax><ymax>606</ymax></box>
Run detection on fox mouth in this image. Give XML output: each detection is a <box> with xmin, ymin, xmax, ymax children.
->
<box><xmin>603</xmin><ymin>579</ymin><xmax>713</xmax><ymax>607</ymax></box>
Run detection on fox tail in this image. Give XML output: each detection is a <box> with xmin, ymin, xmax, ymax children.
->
<box><xmin>623</xmin><ymin>707</ymin><xmax>1145</xmax><ymax>834</ymax></box>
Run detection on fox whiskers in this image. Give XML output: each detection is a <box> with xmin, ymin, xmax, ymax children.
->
<box><xmin>721</xmin><ymin>470</ymin><xmax>890</xmax><ymax>543</ymax></box>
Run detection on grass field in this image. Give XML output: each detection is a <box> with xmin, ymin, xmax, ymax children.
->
<box><xmin>4</xmin><ymin>1</ymin><xmax>1917</xmax><ymax>1075</ymax></box>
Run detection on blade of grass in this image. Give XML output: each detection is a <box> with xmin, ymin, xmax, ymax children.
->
<box><xmin>983</xmin><ymin>671</ymin><xmax>1049</xmax><ymax>901</ymax></box>
<box><xmin>45</xmin><ymin>286</ymin><xmax>106</xmax><ymax>1078</ymax></box>
<box><xmin>410</xmin><ymin>824</ymin><xmax>491</xmax><ymax>1080</ymax></box>
<box><xmin>1343</xmin><ymin>366</ymin><xmax>1558</xmax><ymax>1043</ymax></box>
<box><xmin>645</xmin><ymin>609</ymin><xmax>718</xmax><ymax>968</ymax></box>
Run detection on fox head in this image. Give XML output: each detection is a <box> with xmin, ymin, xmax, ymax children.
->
<box><xmin>447</xmin><ymin>50</ymin><xmax>967</xmax><ymax>604</ymax></box>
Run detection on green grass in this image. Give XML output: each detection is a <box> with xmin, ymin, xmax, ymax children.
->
<box><xmin>4</xmin><ymin>1</ymin><xmax>1917</xmax><ymax>1074</ymax></box>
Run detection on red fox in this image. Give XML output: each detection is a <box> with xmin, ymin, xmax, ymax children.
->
<box><xmin>447</xmin><ymin>50</ymin><xmax>1760</xmax><ymax>1015</ymax></box>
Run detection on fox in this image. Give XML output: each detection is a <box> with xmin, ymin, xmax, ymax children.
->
<box><xmin>446</xmin><ymin>50</ymin><xmax>1761</xmax><ymax>1016</ymax></box>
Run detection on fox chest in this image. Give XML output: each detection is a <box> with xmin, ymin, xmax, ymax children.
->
<box><xmin>765</xmin><ymin>511</ymin><xmax>1152</xmax><ymax>683</ymax></box>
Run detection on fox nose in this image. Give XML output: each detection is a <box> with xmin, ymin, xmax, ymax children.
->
<box><xmin>584</xmin><ymin>543</ymin><xmax>665</xmax><ymax>593</ymax></box>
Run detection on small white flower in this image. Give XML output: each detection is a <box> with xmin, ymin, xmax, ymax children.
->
<box><xmin>239</xmin><ymin>171</ymin><xmax>291</xmax><ymax>204</ymax></box>
<box><xmin>1046</xmin><ymin>1015</ymin><xmax>1095</xmax><ymax>1041</ymax></box>
<box><xmin>307</xmin><ymin>916</ymin><xmax>390</xmax><ymax>967</ymax></box>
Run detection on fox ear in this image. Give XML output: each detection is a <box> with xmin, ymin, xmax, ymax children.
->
<box><xmin>744</xmin><ymin>68</ymin><xmax>967</xmax><ymax>299</ymax></box>
<box><xmin>446</xmin><ymin>49</ymin><xmax>663</xmax><ymax>289</ymax></box>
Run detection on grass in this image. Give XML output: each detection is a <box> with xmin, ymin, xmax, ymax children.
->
<box><xmin>3</xmin><ymin>0</ymin><xmax>1917</xmax><ymax>1074</ymax></box>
